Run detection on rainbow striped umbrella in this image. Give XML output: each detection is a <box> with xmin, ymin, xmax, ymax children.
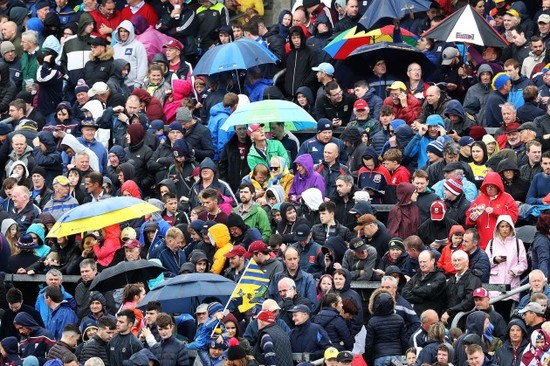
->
<box><xmin>324</xmin><ymin>26</ymin><xmax>372</xmax><ymax>60</ymax></box>
<box><xmin>366</xmin><ymin>25</ymin><xmax>419</xmax><ymax>46</ymax></box>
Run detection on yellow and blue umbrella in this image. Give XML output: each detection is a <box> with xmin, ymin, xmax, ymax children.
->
<box><xmin>47</xmin><ymin>197</ymin><xmax>161</xmax><ymax>238</ymax></box>
<box><xmin>220</xmin><ymin>99</ymin><xmax>317</xmax><ymax>131</ymax></box>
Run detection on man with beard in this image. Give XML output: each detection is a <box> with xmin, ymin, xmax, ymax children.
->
<box><xmin>463</xmin><ymin>64</ymin><xmax>493</xmax><ymax>126</ymax></box>
<box><xmin>90</xmin><ymin>0</ymin><xmax>123</xmax><ymax>43</ymax></box>
<box><xmin>246</xmin><ymin>240</ymin><xmax>283</xmax><ymax>280</ymax></box>
<box><xmin>333</xmin><ymin>174</ymin><xmax>357</xmax><ymax>230</ymax></box>
<box><xmin>233</xmin><ymin>183</ymin><xmax>271</xmax><ymax>242</ymax></box>
<box><xmin>522</xmin><ymin>35</ymin><xmax>545</xmax><ymax>78</ymax></box>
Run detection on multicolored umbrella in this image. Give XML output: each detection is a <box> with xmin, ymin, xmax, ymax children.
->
<box><xmin>323</xmin><ymin>26</ymin><xmax>371</xmax><ymax>60</ymax></box>
<box><xmin>366</xmin><ymin>25</ymin><xmax>419</xmax><ymax>46</ymax></box>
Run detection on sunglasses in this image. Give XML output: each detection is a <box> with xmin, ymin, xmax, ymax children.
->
<box><xmin>270</xmin><ymin>166</ymin><xmax>279</xmax><ymax>171</ymax></box>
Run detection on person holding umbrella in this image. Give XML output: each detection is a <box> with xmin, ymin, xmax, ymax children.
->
<box><xmin>246</xmin><ymin>124</ymin><xmax>289</xmax><ymax>170</ymax></box>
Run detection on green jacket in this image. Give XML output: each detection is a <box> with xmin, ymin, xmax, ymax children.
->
<box><xmin>233</xmin><ymin>203</ymin><xmax>272</xmax><ymax>242</ymax></box>
<box><xmin>21</xmin><ymin>52</ymin><xmax>38</xmax><ymax>87</ymax></box>
<box><xmin>246</xmin><ymin>139</ymin><xmax>289</xmax><ymax>170</ymax></box>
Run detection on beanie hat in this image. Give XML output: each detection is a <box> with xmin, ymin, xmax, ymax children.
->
<box><xmin>444</xmin><ymin>177</ymin><xmax>463</xmax><ymax>196</ymax></box>
<box><xmin>227</xmin><ymin>338</ymin><xmax>247</xmax><ymax>361</ymax></box>
<box><xmin>207</xmin><ymin>302</ymin><xmax>223</xmax><ymax>316</ymax></box>
<box><xmin>469</xmin><ymin>126</ymin><xmax>487</xmax><ymax>141</ymax></box>
<box><xmin>75</xmin><ymin>79</ymin><xmax>90</xmax><ymax>95</ymax></box>
<box><xmin>388</xmin><ymin>237</ymin><xmax>405</xmax><ymax>252</ymax></box>
<box><xmin>0</xmin><ymin>41</ymin><xmax>15</xmax><ymax>55</ymax></box>
<box><xmin>491</xmin><ymin>72</ymin><xmax>511</xmax><ymax>90</ymax></box>
<box><xmin>39</xmin><ymin>212</ymin><xmax>56</xmax><ymax>225</ymax></box>
<box><xmin>168</xmin><ymin>121</ymin><xmax>183</xmax><ymax>133</ymax></box>
<box><xmin>127</xmin><ymin>124</ymin><xmax>145</xmax><ymax>145</ymax></box>
<box><xmin>90</xmin><ymin>292</ymin><xmax>107</xmax><ymax>308</ymax></box>
<box><xmin>172</xmin><ymin>138</ymin><xmax>191</xmax><ymax>158</ymax></box>
<box><xmin>427</xmin><ymin>140</ymin><xmax>444</xmax><ymax>157</ymax></box>
<box><xmin>0</xmin><ymin>122</ymin><xmax>11</xmax><ymax>135</ymax></box>
<box><xmin>303</xmin><ymin>0</ymin><xmax>320</xmax><ymax>7</ymax></box>
<box><xmin>176</xmin><ymin>107</ymin><xmax>193</xmax><ymax>122</ymax></box>
<box><xmin>31</xmin><ymin>166</ymin><xmax>47</xmax><ymax>179</ymax></box>
<box><xmin>0</xmin><ymin>337</ymin><xmax>18</xmax><ymax>355</ymax></box>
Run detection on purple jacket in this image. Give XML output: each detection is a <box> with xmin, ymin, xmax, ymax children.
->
<box><xmin>289</xmin><ymin>154</ymin><xmax>325</xmax><ymax>202</ymax></box>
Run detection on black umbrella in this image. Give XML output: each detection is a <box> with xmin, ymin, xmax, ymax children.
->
<box><xmin>89</xmin><ymin>259</ymin><xmax>166</xmax><ymax>292</ymax></box>
<box><xmin>359</xmin><ymin>0</ymin><xmax>433</xmax><ymax>30</ymax></box>
<box><xmin>422</xmin><ymin>5</ymin><xmax>508</xmax><ymax>48</ymax></box>
<box><xmin>334</xmin><ymin>42</ymin><xmax>433</xmax><ymax>89</ymax></box>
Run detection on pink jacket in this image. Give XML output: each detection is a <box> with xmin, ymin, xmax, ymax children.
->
<box><xmin>484</xmin><ymin>215</ymin><xmax>528</xmax><ymax>301</ymax></box>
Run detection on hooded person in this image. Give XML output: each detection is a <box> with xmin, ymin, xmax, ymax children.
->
<box><xmin>32</xmin><ymin>131</ymin><xmax>63</xmax><ymax>187</ymax></box>
<box><xmin>131</xmin><ymin>87</ymin><xmax>165</xmax><ymax>123</ymax></box>
<box><xmin>465</xmin><ymin>172</ymin><xmax>519</xmax><ymax>249</ymax></box>
<box><xmin>284</xmin><ymin>26</ymin><xmax>317</xmax><ymax>97</ymax></box>
<box><xmin>276</xmin><ymin>202</ymin><xmax>309</xmax><ymax>244</ymax></box>
<box><xmin>132</xmin><ymin>14</ymin><xmax>179</xmax><ymax>64</ymax></box>
<box><xmin>163</xmin><ymin>79</ymin><xmax>193</xmax><ymax>123</ymax></box>
<box><xmin>124</xmin><ymin>124</ymin><xmax>154</xmax><ymax>194</ymax></box>
<box><xmin>164</xmin><ymin>138</ymin><xmax>198</xmax><ymax>200</ymax></box>
<box><xmin>13</xmin><ymin>312</ymin><xmax>55</xmax><ymax>362</ymax></box>
<box><xmin>60</xmin><ymin>133</ymin><xmax>100</xmax><ymax>173</ymax></box>
<box><xmin>437</xmin><ymin>225</ymin><xmax>465</xmax><ymax>275</ymax></box>
<box><xmin>0</xmin><ymin>336</ymin><xmax>22</xmax><ymax>365</ymax></box>
<box><xmin>386</xmin><ymin>183</ymin><xmax>421</xmax><ymax>239</ymax></box>
<box><xmin>59</xmin><ymin>12</ymin><xmax>95</xmax><ymax>95</ymax></box>
<box><xmin>357</xmin><ymin>146</ymin><xmax>391</xmax><ymax>204</ymax></box>
<box><xmin>306</xmin><ymin>14</ymin><xmax>333</xmax><ymax>64</ymax></box>
<box><xmin>520</xmin><ymin>329</ymin><xmax>550</xmax><ymax>366</ymax></box>
<box><xmin>454</xmin><ymin>311</ymin><xmax>501</xmax><ymax>366</ymax></box>
<box><xmin>207</xmin><ymin>223</ymin><xmax>233</xmax><ymax>274</ymax></box>
<box><xmin>494</xmin><ymin>319</ymin><xmax>529</xmax><ymax>366</ymax></box>
<box><xmin>294</xmin><ymin>86</ymin><xmax>318</xmax><ymax>120</ymax></box>
<box><xmin>497</xmin><ymin>158</ymin><xmax>530</xmax><ymax>203</ymax></box>
<box><xmin>482</xmin><ymin>134</ymin><xmax>500</xmax><ymax>159</ymax></box>
<box><xmin>267</xmin><ymin>156</ymin><xmax>293</xmax><ymax>199</ymax></box>
<box><xmin>188</xmin><ymin>157</ymin><xmax>236</xmax><ymax>209</ymax></box>
<box><xmin>289</xmin><ymin>154</ymin><xmax>326</xmax><ymax>203</ymax></box>
<box><xmin>225</xmin><ymin>213</ymin><xmax>262</xmax><ymax>249</ymax></box>
<box><xmin>107</xmin><ymin>59</ymin><xmax>132</xmax><ymax>99</ymax></box>
<box><xmin>113</xmin><ymin>20</ymin><xmax>148</xmax><ymax>88</ymax></box>
<box><xmin>444</xmin><ymin>99</ymin><xmax>476</xmax><ymax>136</ymax></box>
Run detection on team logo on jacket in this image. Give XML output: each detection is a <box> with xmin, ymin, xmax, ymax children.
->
<box><xmin>125</xmin><ymin>48</ymin><xmax>133</xmax><ymax>55</ymax></box>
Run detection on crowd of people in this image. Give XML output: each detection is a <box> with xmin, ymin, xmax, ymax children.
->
<box><xmin>2</xmin><ymin>0</ymin><xmax>550</xmax><ymax>365</ymax></box>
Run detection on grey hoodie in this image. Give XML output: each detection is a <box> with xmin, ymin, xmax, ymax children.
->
<box><xmin>113</xmin><ymin>20</ymin><xmax>148</xmax><ymax>88</ymax></box>
<box><xmin>60</xmin><ymin>134</ymin><xmax>100</xmax><ymax>172</ymax></box>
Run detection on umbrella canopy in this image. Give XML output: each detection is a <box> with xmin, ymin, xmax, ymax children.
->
<box><xmin>422</xmin><ymin>5</ymin><xmax>508</xmax><ymax>47</ymax></box>
<box><xmin>47</xmin><ymin>197</ymin><xmax>161</xmax><ymax>238</ymax></box>
<box><xmin>366</xmin><ymin>25</ymin><xmax>419</xmax><ymax>46</ymax></box>
<box><xmin>220</xmin><ymin>99</ymin><xmax>317</xmax><ymax>131</ymax></box>
<box><xmin>137</xmin><ymin>273</ymin><xmax>235</xmax><ymax>314</ymax></box>
<box><xmin>334</xmin><ymin>41</ymin><xmax>433</xmax><ymax>89</ymax></box>
<box><xmin>193</xmin><ymin>39</ymin><xmax>279</xmax><ymax>75</ymax></box>
<box><xmin>359</xmin><ymin>0</ymin><xmax>432</xmax><ymax>30</ymax></box>
<box><xmin>89</xmin><ymin>259</ymin><xmax>166</xmax><ymax>292</ymax></box>
<box><xmin>324</xmin><ymin>26</ymin><xmax>371</xmax><ymax>60</ymax></box>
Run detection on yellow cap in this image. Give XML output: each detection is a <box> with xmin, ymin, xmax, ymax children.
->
<box><xmin>324</xmin><ymin>347</ymin><xmax>339</xmax><ymax>360</ymax></box>
<box><xmin>386</xmin><ymin>81</ymin><xmax>407</xmax><ymax>91</ymax></box>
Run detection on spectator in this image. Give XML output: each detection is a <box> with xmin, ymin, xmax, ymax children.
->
<box><xmin>47</xmin><ymin>324</ymin><xmax>79</xmax><ymax>360</ymax></box>
<box><xmin>150</xmin><ymin>313</ymin><xmax>189</xmax><ymax>366</ymax></box>
<box><xmin>14</xmin><ymin>311</ymin><xmax>55</xmax><ymax>363</ymax></box>
<box><xmin>494</xmin><ymin>319</ymin><xmax>529</xmax><ymax>366</ymax></box>
<box><xmin>80</xmin><ymin>316</ymin><xmax>115</xmax><ymax>365</ymax></box>
<box><xmin>284</xmin><ymin>25</ymin><xmax>316</xmax><ymax>97</ymax></box>
<box><xmin>253</xmin><ymin>309</ymin><xmax>293</xmax><ymax>366</ymax></box>
<box><xmin>462</xmin><ymin>229</ymin><xmax>491</xmax><ymax>283</ymax></box>
<box><xmin>113</xmin><ymin>21</ymin><xmax>148</xmax><ymax>89</ymax></box>
<box><xmin>532</xmin><ymin>214</ymin><xmax>550</xmax><ymax>279</ymax></box>
<box><xmin>313</xmin><ymin>293</ymin><xmax>353</xmax><ymax>351</ymax></box>
<box><xmin>485</xmin><ymin>72</ymin><xmax>512</xmax><ymax>127</ymax></box>
<box><xmin>382</xmin><ymin>81</ymin><xmax>421</xmax><ymax>124</ymax></box>
<box><xmin>107</xmin><ymin>309</ymin><xmax>143</xmax><ymax>366</ymax></box>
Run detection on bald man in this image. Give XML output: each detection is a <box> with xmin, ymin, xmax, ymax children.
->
<box><xmin>315</xmin><ymin>142</ymin><xmax>350</xmax><ymax>197</ymax></box>
<box><xmin>1</xmin><ymin>21</ymin><xmax>22</xmax><ymax>56</ymax></box>
<box><xmin>415</xmin><ymin>86</ymin><xmax>451</xmax><ymax>124</ymax></box>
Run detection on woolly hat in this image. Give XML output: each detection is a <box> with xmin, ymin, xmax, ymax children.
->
<box><xmin>491</xmin><ymin>72</ymin><xmax>511</xmax><ymax>90</ymax></box>
<box><xmin>207</xmin><ymin>302</ymin><xmax>223</xmax><ymax>316</ymax></box>
<box><xmin>31</xmin><ymin>165</ymin><xmax>47</xmax><ymax>179</ymax></box>
<box><xmin>168</xmin><ymin>121</ymin><xmax>183</xmax><ymax>133</ymax></box>
<box><xmin>75</xmin><ymin>79</ymin><xmax>90</xmax><ymax>95</ymax></box>
<box><xmin>427</xmin><ymin>139</ymin><xmax>444</xmax><ymax>157</ymax></box>
<box><xmin>172</xmin><ymin>138</ymin><xmax>191</xmax><ymax>158</ymax></box>
<box><xmin>176</xmin><ymin>107</ymin><xmax>193</xmax><ymax>122</ymax></box>
<box><xmin>0</xmin><ymin>337</ymin><xmax>19</xmax><ymax>355</ymax></box>
<box><xmin>303</xmin><ymin>0</ymin><xmax>320</xmax><ymax>7</ymax></box>
<box><xmin>15</xmin><ymin>234</ymin><xmax>38</xmax><ymax>249</ymax></box>
<box><xmin>469</xmin><ymin>126</ymin><xmax>487</xmax><ymax>141</ymax></box>
<box><xmin>388</xmin><ymin>237</ymin><xmax>405</xmax><ymax>252</ymax></box>
<box><xmin>0</xmin><ymin>122</ymin><xmax>11</xmax><ymax>135</ymax></box>
<box><xmin>227</xmin><ymin>338</ymin><xmax>247</xmax><ymax>360</ymax></box>
<box><xmin>444</xmin><ymin>177</ymin><xmax>463</xmax><ymax>196</ymax></box>
<box><xmin>0</xmin><ymin>41</ymin><xmax>15</xmax><ymax>55</ymax></box>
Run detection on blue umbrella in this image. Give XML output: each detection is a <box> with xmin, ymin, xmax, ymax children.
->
<box><xmin>193</xmin><ymin>39</ymin><xmax>279</xmax><ymax>76</ymax></box>
<box><xmin>137</xmin><ymin>273</ymin><xmax>235</xmax><ymax>314</ymax></box>
<box><xmin>220</xmin><ymin>99</ymin><xmax>317</xmax><ymax>131</ymax></box>
<box><xmin>359</xmin><ymin>0</ymin><xmax>432</xmax><ymax>30</ymax></box>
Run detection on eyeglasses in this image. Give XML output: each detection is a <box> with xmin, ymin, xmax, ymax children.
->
<box><xmin>270</xmin><ymin>166</ymin><xmax>279</xmax><ymax>171</ymax></box>
<box><xmin>329</xmin><ymin>90</ymin><xmax>343</xmax><ymax>97</ymax></box>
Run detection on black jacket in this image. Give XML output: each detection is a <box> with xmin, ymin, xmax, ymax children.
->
<box><xmin>0</xmin><ymin>62</ymin><xmax>17</xmax><ymax>116</ymax></box>
<box><xmin>219</xmin><ymin>134</ymin><xmax>252</xmax><ymax>193</ymax></box>
<box><xmin>83</xmin><ymin>46</ymin><xmax>115</xmax><ymax>85</ymax></box>
<box><xmin>313</xmin><ymin>306</ymin><xmax>353</xmax><ymax>351</ymax></box>
<box><xmin>445</xmin><ymin>193</ymin><xmax>470</xmax><ymax>226</ymax></box>
<box><xmin>364</xmin><ymin>292</ymin><xmax>408</xmax><ymax>365</ymax></box>
<box><xmin>183</xmin><ymin>122</ymin><xmax>215</xmax><ymax>162</ymax></box>
<box><xmin>402</xmin><ymin>269</ymin><xmax>447</xmax><ymax>316</ymax></box>
<box><xmin>284</xmin><ymin>26</ymin><xmax>317</xmax><ymax>96</ymax></box>
<box><xmin>150</xmin><ymin>336</ymin><xmax>189</xmax><ymax>366</ymax></box>
<box><xmin>147</xmin><ymin>140</ymin><xmax>175</xmax><ymax>185</ymax></box>
<box><xmin>445</xmin><ymin>269</ymin><xmax>481</xmax><ymax>319</ymax></box>
<box><xmin>311</xmin><ymin>221</ymin><xmax>353</xmax><ymax>244</ymax></box>
<box><xmin>494</xmin><ymin>319</ymin><xmax>528</xmax><ymax>366</ymax></box>
<box><xmin>81</xmin><ymin>334</ymin><xmax>109</xmax><ymax>365</ymax></box>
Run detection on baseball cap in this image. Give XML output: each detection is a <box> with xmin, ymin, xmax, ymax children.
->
<box><xmin>349</xmin><ymin>201</ymin><xmax>373</xmax><ymax>215</ymax></box>
<box><xmin>247</xmin><ymin>240</ymin><xmax>269</xmax><ymax>258</ymax></box>
<box><xmin>257</xmin><ymin>309</ymin><xmax>276</xmax><ymax>323</ymax></box>
<box><xmin>294</xmin><ymin>223</ymin><xmax>311</xmax><ymax>241</ymax></box>
<box><xmin>52</xmin><ymin>175</ymin><xmax>70</xmax><ymax>186</ymax></box>
<box><xmin>354</xmin><ymin>213</ymin><xmax>377</xmax><ymax>231</ymax></box>
<box><xmin>123</xmin><ymin>238</ymin><xmax>141</xmax><ymax>249</ymax></box>
<box><xmin>505</xmin><ymin>122</ymin><xmax>521</xmax><ymax>133</ymax></box>
<box><xmin>354</xmin><ymin>99</ymin><xmax>368</xmax><ymax>110</ymax></box>
<box><xmin>539</xmin><ymin>14</ymin><xmax>550</xmax><ymax>23</ymax></box>
<box><xmin>195</xmin><ymin>303</ymin><xmax>208</xmax><ymax>314</ymax></box>
<box><xmin>261</xmin><ymin>299</ymin><xmax>281</xmax><ymax>311</ymax></box>
<box><xmin>88</xmin><ymin>37</ymin><xmax>109</xmax><ymax>47</ymax></box>
<box><xmin>492</xmin><ymin>72</ymin><xmax>512</xmax><ymax>91</ymax></box>
<box><xmin>224</xmin><ymin>245</ymin><xmax>246</xmax><ymax>258</ymax></box>
<box><xmin>386</xmin><ymin>81</ymin><xmax>406</xmax><ymax>91</ymax></box>
<box><xmin>312</xmin><ymin>62</ymin><xmax>334</xmax><ymax>76</ymax></box>
<box><xmin>163</xmin><ymin>40</ymin><xmax>183</xmax><ymax>51</ymax></box>
<box><xmin>247</xmin><ymin>123</ymin><xmax>264</xmax><ymax>136</ymax></box>
<box><xmin>458</xmin><ymin>136</ymin><xmax>475</xmax><ymax>147</ymax></box>
<box><xmin>443</xmin><ymin>162</ymin><xmax>463</xmax><ymax>172</ymax></box>
<box><xmin>506</xmin><ymin>9</ymin><xmax>520</xmax><ymax>18</ymax></box>
<box><xmin>88</xmin><ymin>82</ymin><xmax>109</xmax><ymax>97</ymax></box>
<box><xmin>337</xmin><ymin>351</ymin><xmax>354</xmax><ymax>363</ymax></box>
<box><xmin>288</xmin><ymin>304</ymin><xmax>310</xmax><ymax>314</ymax></box>
<box><xmin>519</xmin><ymin>302</ymin><xmax>545</xmax><ymax>315</ymax></box>
<box><xmin>324</xmin><ymin>347</ymin><xmax>339</xmax><ymax>360</ymax></box>
<box><xmin>441</xmin><ymin>47</ymin><xmax>459</xmax><ymax>65</ymax></box>
<box><xmin>121</xmin><ymin>227</ymin><xmax>137</xmax><ymax>241</ymax></box>
<box><xmin>430</xmin><ymin>200</ymin><xmax>446</xmax><ymax>221</ymax></box>
<box><xmin>349</xmin><ymin>237</ymin><xmax>367</xmax><ymax>252</ymax></box>
<box><xmin>473</xmin><ymin>287</ymin><xmax>489</xmax><ymax>298</ymax></box>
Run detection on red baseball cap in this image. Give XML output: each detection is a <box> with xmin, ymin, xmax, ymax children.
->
<box><xmin>247</xmin><ymin>124</ymin><xmax>264</xmax><ymax>136</ymax></box>
<box><xmin>257</xmin><ymin>309</ymin><xmax>275</xmax><ymax>324</ymax></box>
<box><xmin>473</xmin><ymin>287</ymin><xmax>489</xmax><ymax>298</ymax></box>
<box><xmin>354</xmin><ymin>99</ymin><xmax>368</xmax><ymax>110</ymax></box>
<box><xmin>163</xmin><ymin>40</ymin><xmax>183</xmax><ymax>51</ymax></box>
<box><xmin>224</xmin><ymin>245</ymin><xmax>246</xmax><ymax>258</ymax></box>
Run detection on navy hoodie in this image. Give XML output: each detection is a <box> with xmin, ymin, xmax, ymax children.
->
<box><xmin>14</xmin><ymin>312</ymin><xmax>55</xmax><ymax>362</ymax></box>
